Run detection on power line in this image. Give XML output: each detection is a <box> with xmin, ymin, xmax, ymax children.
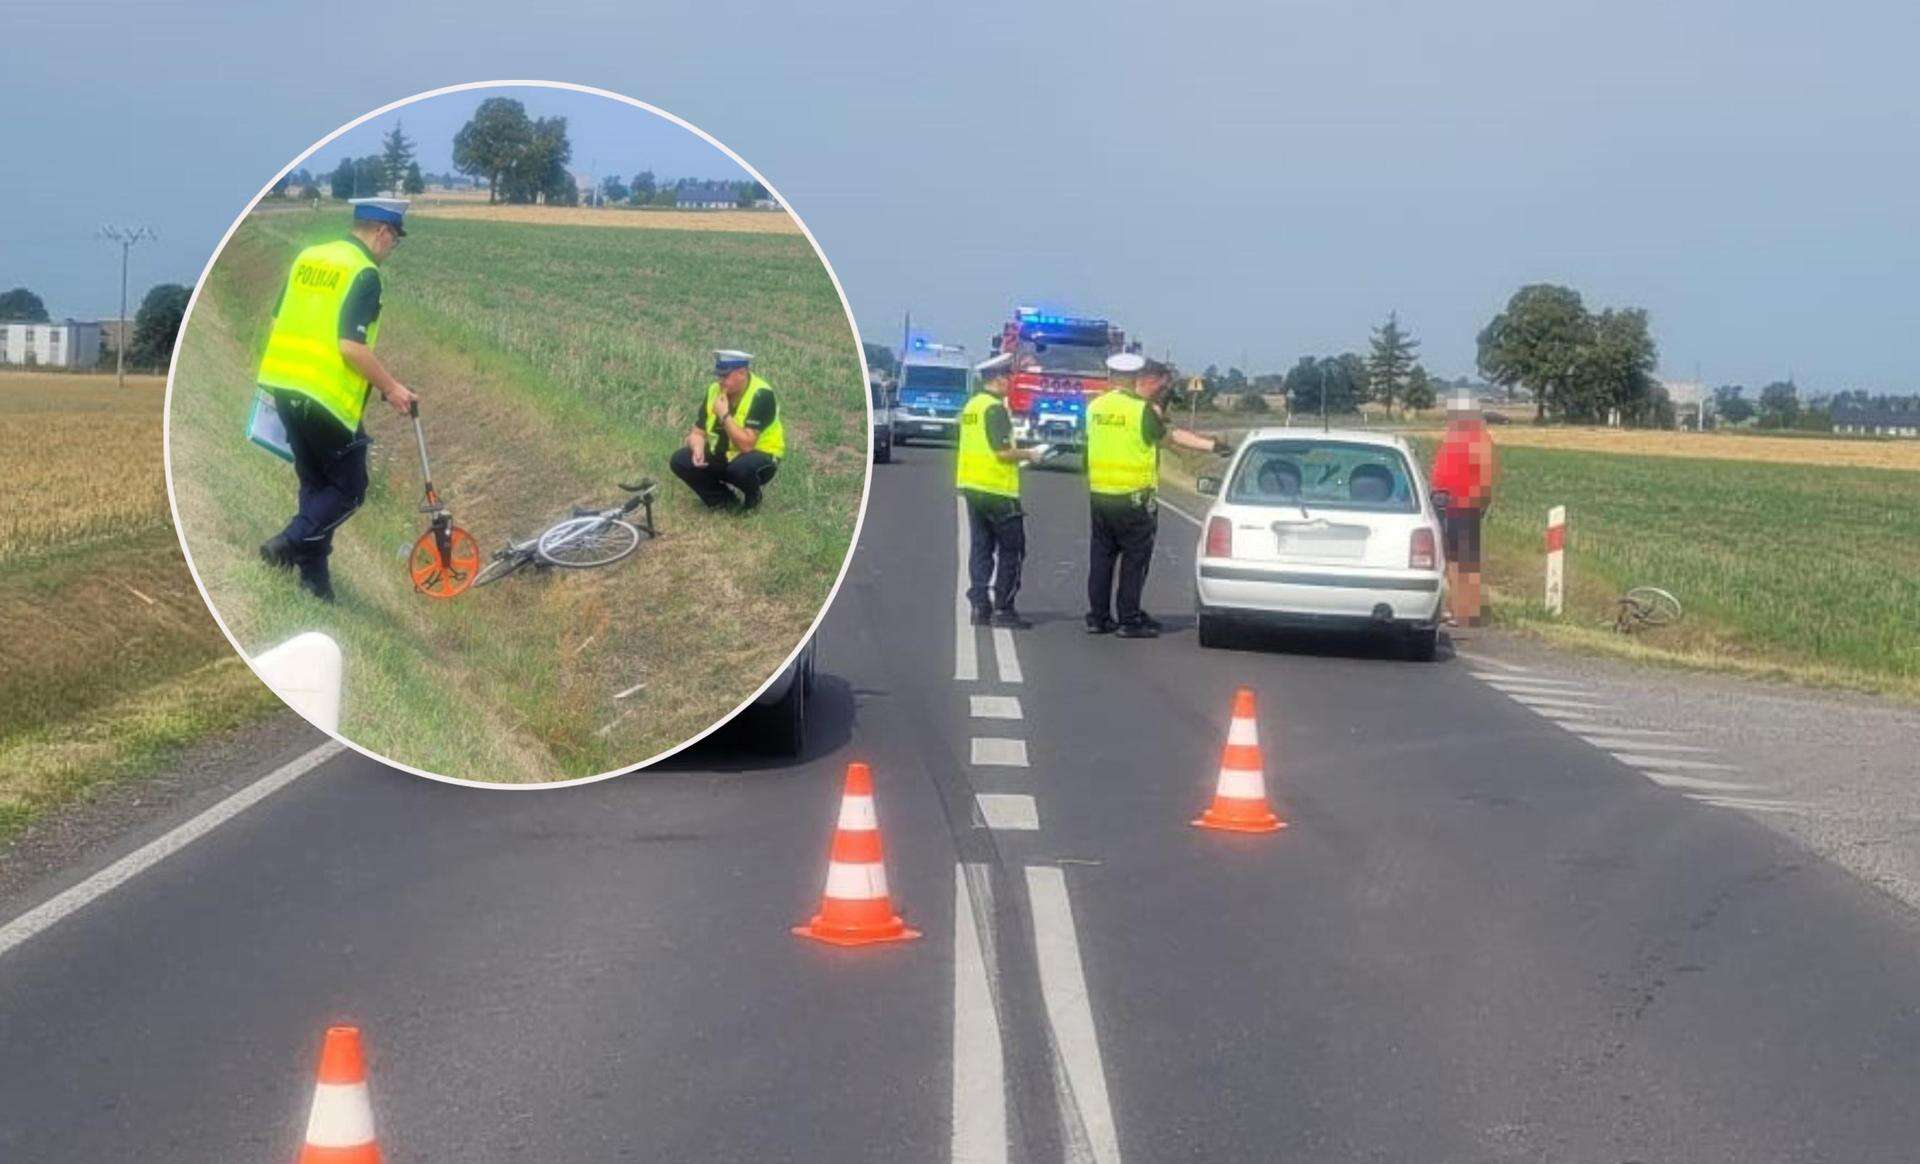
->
<box><xmin>99</xmin><ymin>225</ymin><xmax>156</xmax><ymax>388</ymax></box>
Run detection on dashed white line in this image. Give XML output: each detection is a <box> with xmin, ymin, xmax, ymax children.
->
<box><xmin>1026</xmin><ymin>865</ymin><xmax>1123</xmax><ymax>1164</ymax></box>
<box><xmin>1642</xmin><ymin>772</ymin><xmax>1758</xmax><ymax>793</ymax></box>
<box><xmin>991</xmin><ymin>627</ymin><xmax>1024</xmax><ymax>684</ymax></box>
<box><xmin>1689</xmin><ymin>796</ymin><xmax>1808</xmax><ymax>814</ymax></box>
<box><xmin>1575</xmin><ymin>736</ymin><xmax>1716</xmax><ymax>753</ymax></box>
<box><xmin>1507</xmin><ymin>694</ymin><xmax>1614</xmax><ymax>712</ymax></box>
<box><xmin>1555</xmin><ymin>723</ymin><xmax>1679</xmax><ymax>737</ymax></box>
<box><xmin>1474</xmin><ymin>672</ymin><xmax>1580</xmax><ymax>687</ymax></box>
<box><xmin>971</xmin><ymin>737</ymin><xmax>1031</xmax><ymax>768</ymax></box>
<box><xmin>955</xmin><ymin>496</ymin><xmax>979</xmax><ymax>682</ymax></box>
<box><xmin>953</xmin><ymin>865</ymin><xmax>1008</xmax><ymax>1164</ymax></box>
<box><xmin>971</xmin><ymin>695</ymin><xmax>1023</xmax><ymax>720</ymax></box>
<box><xmin>1456</xmin><ymin>651</ymin><xmax>1529</xmax><ymax>672</ymax></box>
<box><xmin>1524</xmin><ymin>706</ymin><xmax>1616</xmax><ymax>723</ymax></box>
<box><xmin>0</xmin><ymin>741</ymin><xmax>344</xmax><ymax>959</ymax></box>
<box><xmin>975</xmin><ymin>794</ymin><xmax>1040</xmax><ymax>831</ymax></box>
<box><xmin>1612</xmin><ymin>753</ymin><xmax>1738</xmax><ymax>772</ymax></box>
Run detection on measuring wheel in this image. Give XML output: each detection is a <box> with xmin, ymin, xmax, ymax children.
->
<box><xmin>409</xmin><ymin>521</ymin><xmax>481</xmax><ymax>598</ymax></box>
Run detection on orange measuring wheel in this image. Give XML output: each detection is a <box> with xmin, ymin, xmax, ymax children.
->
<box><xmin>409</xmin><ymin>522</ymin><xmax>480</xmax><ymax>598</ymax></box>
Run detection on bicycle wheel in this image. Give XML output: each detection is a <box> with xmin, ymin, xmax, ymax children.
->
<box><xmin>471</xmin><ymin>547</ymin><xmax>533</xmax><ymax>588</ymax></box>
<box><xmin>1624</xmin><ymin>586</ymin><xmax>1681</xmax><ymax>626</ymax></box>
<box><xmin>537</xmin><ymin>516</ymin><xmax>642</xmax><ymax>568</ymax></box>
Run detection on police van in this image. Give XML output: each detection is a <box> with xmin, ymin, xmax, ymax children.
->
<box><xmin>891</xmin><ymin>341</ymin><xmax>972</xmax><ymax>445</ymax></box>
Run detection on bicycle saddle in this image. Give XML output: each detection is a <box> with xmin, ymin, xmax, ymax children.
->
<box><xmin>618</xmin><ymin>479</ymin><xmax>657</xmax><ymax>495</ymax></box>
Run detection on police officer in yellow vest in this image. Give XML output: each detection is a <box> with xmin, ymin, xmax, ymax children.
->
<box><xmin>669</xmin><ymin>350</ymin><xmax>786</xmax><ymax>511</ymax></box>
<box><xmin>1085</xmin><ymin>352</ymin><xmax>1229</xmax><ymax>638</ymax></box>
<box><xmin>257</xmin><ymin>197</ymin><xmax>418</xmax><ymax>602</ymax></box>
<box><xmin>956</xmin><ymin>353</ymin><xmax>1050</xmax><ymax>628</ymax></box>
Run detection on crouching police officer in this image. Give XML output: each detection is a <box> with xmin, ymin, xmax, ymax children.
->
<box><xmin>1084</xmin><ymin>352</ymin><xmax>1228</xmax><ymax>638</ymax></box>
<box><xmin>669</xmin><ymin>349</ymin><xmax>785</xmax><ymax>511</ymax></box>
<box><xmin>956</xmin><ymin>353</ymin><xmax>1048</xmax><ymax>628</ymax></box>
<box><xmin>257</xmin><ymin>197</ymin><xmax>418</xmax><ymax>602</ymax></box>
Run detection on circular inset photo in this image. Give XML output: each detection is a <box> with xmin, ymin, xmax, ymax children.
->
<box><xmin>165</xmin><ymin>82</ymin><xmax>871</xmax><ymax>785</ymax></box>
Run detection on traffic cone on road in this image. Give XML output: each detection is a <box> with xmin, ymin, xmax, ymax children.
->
<box><xmin>1193</xmin><ymin>687</ymin><xmax>1287</xmax><ymax>834</ymax></box>
<box><xmin>793</xmin><ymin>762</ymin><xmax>921</xmax><ymax>946</ymax></box>
<box><xmin>297</xmin><ymin>1026</ymin><xmax>382</xmax><ymax>1164</ymax></box>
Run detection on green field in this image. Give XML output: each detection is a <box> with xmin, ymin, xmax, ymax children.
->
<box><xmin>1168</xmin><ymin>435</ymin><xmax>1920</xmax><ymax>699</ymax></box>
<box><xmin>168</xmin><ymin>208</ymin><xmax>866</xmax><ymax>780</ymax></box>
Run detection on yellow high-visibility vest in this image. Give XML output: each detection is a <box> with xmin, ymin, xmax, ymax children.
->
<box><xmin>256</xmin><ymin>239</ymin><xmax>379</xmax><ymax>431</ymax></box>
<box><xmin>704</xmin><ymin>375</ymin><xmax>785</xmax><ymax>459</ymax></box>
<box><xmin>1085</xmin><ymin>389</ymin><xmax>1158</xmax><ymax>495</ymax></box>
<box><xmin>955</xmin><ymin>391</ymin><xmax>1020</xmax><ymax>497</ymax></box>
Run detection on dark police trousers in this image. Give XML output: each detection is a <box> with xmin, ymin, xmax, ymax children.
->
<box><xmin>1087</xmin><ymin>491</ymin><xmax>1158</xmax><ymax>625</ymax></box>
<box><xmin>669</xmin><ymin>446</ymin><xmax>779</xmax><ymax>509</ymax></box>
<box><xmin>962</xmin><ymin>490</ymin><xmax>1026</xmax><ymax>613</ymax></box>
<box><xmin>272</xmin><ymin>391</ymin><xmax>368</xmax><ymax>577</ymax></box>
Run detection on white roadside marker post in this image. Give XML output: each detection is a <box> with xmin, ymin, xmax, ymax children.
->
<box><xmin>1544</xmin><ymin>505</ymin><xmax>1566</xmax><ymax>617</ymax></box>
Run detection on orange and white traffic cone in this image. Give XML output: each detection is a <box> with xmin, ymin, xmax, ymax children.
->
<box><xmin>297</xmin><ymin>1026</ymin><xmax>381</xmax><ymax>1164</ymax></box>
<box><xmin>1192</xmin><ymin>687</ymin><xmax>1287</xmax><ymax>834</ymax></box>
<box><xmin>793</xmin><ymin>762</ymin><xmax>921</xmax><ymax>946</ymax></box>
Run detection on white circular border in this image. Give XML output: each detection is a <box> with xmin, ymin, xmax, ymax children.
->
<box><xmin>162</xmin><ymin>79</ymin><xmax>876</xmax><ymax>790</ymax></box>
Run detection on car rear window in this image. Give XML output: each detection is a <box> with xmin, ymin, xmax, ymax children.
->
<box><xmin>1226</xmin><ymin>439</ymin><xmax>1419</xmax><ymax>513</ymax></box>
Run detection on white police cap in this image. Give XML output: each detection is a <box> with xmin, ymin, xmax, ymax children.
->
<box><xmin>1105</xmin><ymin>352</ymin><xmax>1147</xmax><ymax>375</ymax></box>
<box><xmin>349</xmin><ymin>197</ymin><xmax>410</xmax><ymax>235</ymax></box>
<box><xmin>713</xmin><ymin>349</ymin><xmax>754</xmax><ymax>372</ymax></box>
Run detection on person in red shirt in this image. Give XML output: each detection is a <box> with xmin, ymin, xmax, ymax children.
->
<box><xmin>1430</xmin><ymin>389</ymin><xmax>1497</xmax><ymax>626</ymax></box>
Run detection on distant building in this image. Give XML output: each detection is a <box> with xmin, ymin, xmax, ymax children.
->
<box><xmin>97</xmin><ymin>318</ymin><xmax>132</xmax><ymax>355</ymax></box>
<box><xmin>675</xmin><ymin>181</ymin><xmax>739</xmax><ymax>210</ymax></box>
<box><xmin>1833</xmin><ymin>407</ymin><xmax>1920</xmax><ymax>437</ymax></box>
<box><xmin>1</xmin><ymin>320</ymin><xmax>103</xmax><ymax>369</ymax></box>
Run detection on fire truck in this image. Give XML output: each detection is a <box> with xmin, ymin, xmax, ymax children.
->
<box><xmin>992</xmin><ymin>306</ymin><xmax>1127</xmax><ymax>456</ymax></box>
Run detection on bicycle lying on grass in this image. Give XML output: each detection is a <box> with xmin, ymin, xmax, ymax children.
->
<box><xmin>471</xmin><ymin>479</ymin><xmax>660</xmax><ymax>589</ymax></box>
<box><xmin>1613</xmin><ymin>585</ymin><xmax>1682</xmax><ymax>634</ymax></box>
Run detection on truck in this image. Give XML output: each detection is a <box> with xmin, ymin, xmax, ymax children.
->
<box><xmin>994</xmin><ymin>306</ymin><xmax>1127</xmax><ymax>457</ymax></box>
<box><xmin>890</xmin><ymin>340</ymin><xmax>972</xmax><ymax>446</ymax></box>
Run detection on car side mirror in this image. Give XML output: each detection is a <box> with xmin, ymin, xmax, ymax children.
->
<box><xmin>1196</xmin><ymin>475</ymin><xmax>1221</xmax><ymax>497</ymax></box>
<box><xmin>1431</xmin><ymin>488</ymin><xmax>1452</xmax><ymax>510</ymax></box>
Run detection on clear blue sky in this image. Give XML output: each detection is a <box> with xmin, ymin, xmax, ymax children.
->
<box><xmin>4</xmin><ymin>0</ymin><xmax>1916</xmax><ymax>390</ymax></box>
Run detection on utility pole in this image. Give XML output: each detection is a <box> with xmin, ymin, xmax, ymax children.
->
<box><xmin>99</xmin><ymin>225</ymin><xmax>155</xmax><ymax>388</ymax></box>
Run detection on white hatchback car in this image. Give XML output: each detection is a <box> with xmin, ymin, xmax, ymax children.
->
<box><xmin>1192</xmin><ymin>428</ymin><xmax>1446</xmax><ymax>660</ymax></box>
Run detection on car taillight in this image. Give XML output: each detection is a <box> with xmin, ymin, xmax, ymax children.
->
<box><xmin>1206</xmin><ymin>516</ymin><xmax>1233</xmax><ymax>558</ymax></box>
<box><xmin>1410</xmin><ymin>527</ymin><xmax>1437</xmax><ymax>570</ymax></box>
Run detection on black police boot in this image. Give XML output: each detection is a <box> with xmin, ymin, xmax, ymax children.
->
<box><xmin>297</xmin><ymin>561</ymin><xmax>335</xmax><ymax>604</ymax></box>
<box><xmin>1085</xmin><ymin>613</ymin><xmax>1117</xmax><ymax>635</ymax></box>
<box><xmin>991</xmin><ymin>608</ymin><xmax>1032</xmax><ymax>630</ymax></box>
<box><xmin>970</xmin><ymin>605</ymin><xmax>993</xmax><ymax>626</ymax></box>
<box><xmin>259</xmin><ymin>534</ymin><xmax>295</xmax><ymax>570</ymax></box>
<box><xmin>737</xmin><ymin>488</ymin><xmax>762</xmax><ymax>513</ymax></box>
<box><xmin>1116</xmin><ymin>615</ymin><xmax>1161</xmax><ymax>639</ymax></box>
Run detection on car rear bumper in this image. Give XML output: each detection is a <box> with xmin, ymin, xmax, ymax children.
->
<box><xmin>1195</xmin><ymin>561</ymin><xmax>1443</xmax><ymax>627</ymax></box>
<box><xmin>892</xmin><ymin>413</ymin><xmax>957</xmax><ymax>440</ymax></box>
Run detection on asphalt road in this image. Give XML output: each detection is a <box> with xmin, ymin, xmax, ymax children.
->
<box><xmin>6</xmin><ymin>444</ymin><xmax>1920</xmax><ymax>1162</ymax></box>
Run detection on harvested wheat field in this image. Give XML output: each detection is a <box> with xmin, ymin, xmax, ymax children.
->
<box><xmin>409</xmin><ymin>202</ymin><xmax>802</xmax><ymax>235</ymax></box>
<box><xmin>1488</xmin><ymin>425</ymin><xmax>1920</xmax><ymax>471</ymax></box>
<box><xmin>0</xmin><ymin>371</ymin><xmax>170</xmax><ymax>560</ymax></box>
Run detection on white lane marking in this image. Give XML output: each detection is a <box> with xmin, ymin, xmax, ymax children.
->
<box><xmin>1689</xmin><ymin>796</ymin><xmax>1809</xmax><ymax>814</ymax></box>
<box><xmin>1553</xmin><ymin>722</ymin><xmax>1680</xmax><ymax>737</ymax></box>
<box><xmin>1613</xmin><ymin>753</ymin><xmax>1738</xmax><ymax>772</ymax></box>
<box><xmin>1643</xmin><ymin>772</ymin><xmax>1758</xmax><ymax>793</ymax></box>
<box><xmin>0</xmin><ymin>741</ymin><xmax>344</xmax><ymax>959</ymax></box>
<box><xmin>1455</xmin><ymin>650</ymin><xmax>1529</xmax><ymax>672</ymax></box>
<box><xmin>1160</xmin><ymin>496</ymin><xmax>1202</xmax><ymax>527</ymax></box>
<box><xmin>1473</xmin><ymin>672</ymin><xmax>1582</xmax><ymax>687</ymax></box>
<box><xmin>1508</xmin><ymin>694</ymin><xmax>1614</xmax><ymax>712</ymax></box>
<box><xmin>1026</xmin><ymin>865</ymin><xmax>1123</xmax><ymax>1164</ymax></box>
<box><xmin>953</xmin><ymin>865</ymin><xmax>1008</xmax><ymax>1164</ymax></box>
<box><xmin>971</xmin><ymin>695</ymin><xmax>1023</xmax><ymax>720</ymax></box>
<box><xmin>1484</xmin><ymin>679</ymin><xmax>1595</xmax><ymax>696</ymax></box>
<box><xmin>991</xmin><ymin>627</ymin><xmax>1024</xmax><ymax>684</ymax></box>
<box><xmin>1530</xmin><ymin>707</ymin><xmax>1617</xmax><ymax>722</ymax></box>
<box><xmin>1575</xmin><ymin>737</ymin><xmax>1716</xmax><ymax>753</ymax></box>
<box><xmin>955</xmin><ymin>496</ymin><xmax>979</xmax><ymax>682</ymax></box>
<box><xmin>975</xmin><ymin>794</ymin><xmax>1040</xmax><ymax>831</ymax></box>
<box><xmin>971</xmin><ymin>737</ymin><xmax>1031</xmax><ymax>767</ymax></box>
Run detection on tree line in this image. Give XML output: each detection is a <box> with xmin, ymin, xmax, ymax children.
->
<box><xmin>1183</xmin><ymin>312</ymin><xmax>1455</xmax><ymax>416</ymax></box>
<box><xmin>2</xmin><ymin>284</ymin><xmax>190</xmax><ymax>371</ymax></box>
